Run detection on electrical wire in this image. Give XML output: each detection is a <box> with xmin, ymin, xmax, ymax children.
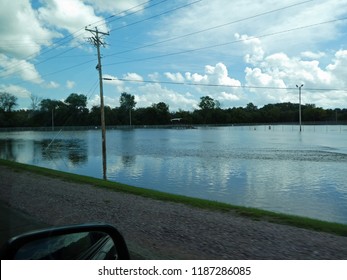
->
<box><xmin>7</xmin><ymin>15</ymin><xmax>347</xmax><ymax>87</ymax></box>
<box><xmin>105</xmin><ymin>0</ymin><xmax>314</xmax><ymax>58</ymax></box>
<box><xmin>108</xmin><ymin>0</ymin><xmax>202</xmax><ymax>32</ymax></box>
<box><xmin>103</xmin><ymin>16</ymin><xmax>347</xmax><ymax>67</ymax></box>
<box><xmin>1</xmin><ymin>0</ymin><xmax>164</xmax><ymax>78</ymax></box>
<box><xmin>104</xmin><ymin>77</ymin><xmax>347</xmax><ymax>92</ymax></box>
<box><xmin>1</xmin><ymin>0</ymin><xmax>202</xmax><ymax>81</ymax></box>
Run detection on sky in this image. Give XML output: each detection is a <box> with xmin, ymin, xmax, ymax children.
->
<box><xmin>1</xmin><ymin>0</ymin><xmax>347</xmax><ymax>111</ymax></box>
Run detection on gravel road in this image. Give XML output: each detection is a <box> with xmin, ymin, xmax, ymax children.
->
<box><xmin>1</xmin><ymin>165</ymin><xmax>346</xmax><ymax>259</ymax></box>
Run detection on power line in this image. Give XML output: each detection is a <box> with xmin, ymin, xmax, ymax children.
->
<box><xmin>104</xmin><ymin>16</ymin><xmax>347</xmax><ymax>67</ymax></box>
<box><xmin>105</xmin><ymin>0</ymin><xmax>314</xmax><ymax>58</ymax></box>
<box><xmin>109</xmin><ymin>0</ymin><xmax>202</xmax><ymax>32</ymax></box>
<box><xmin>1</xmin><ymin>0</ymin><xmax>164</xmax><ymax>78</ymax></box>
<box><xmin>1</xmin><ymin>0</ymin><xmax>201</xmax><ymax>81</ymax></box>
<box><xmin>104</xmin><ymin>77</ymin><xmax>347</xmax><ymax>92</ymax></box>
<box><xmin>9</xmin><ymin>15</ymin><xmax>347</xmax><ymax>87</ymax></box>
<box><xmin>100</xmin><ymin>0</ymin><xmax>170</xmax><ymax>30</ymax></box>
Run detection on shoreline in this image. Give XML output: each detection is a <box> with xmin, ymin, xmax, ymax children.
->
<box><xmin>1</xmin><ymin>122</ymin><xmax>347</xmax><ymax>132</ymax></box>
<box><xmin>1</xmin><ymin>160</ymin><xmax>347</xmax><ymax>259</ymax></box>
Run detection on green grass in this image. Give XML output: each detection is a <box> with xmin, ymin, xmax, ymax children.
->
<box><xmin>1</xmin><ymin>158</ymin><xmax>347</xmax><ymax>236</ymax></box>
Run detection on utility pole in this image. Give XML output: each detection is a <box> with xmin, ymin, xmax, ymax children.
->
<box><xmin>86</xmin><ymin>26</ymin><xmax>109</xmax><ymax>180</ymax></box>
<box><xmin>296</xmin><ymin>84</ymin><xmax>304</xmax><ymax>132</ymax></box>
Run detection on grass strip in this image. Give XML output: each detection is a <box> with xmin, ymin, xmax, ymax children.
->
<box><xmin>1</xmin><ymin>158</ymin><xmax>346</xmax><ymax>236</ymax></box>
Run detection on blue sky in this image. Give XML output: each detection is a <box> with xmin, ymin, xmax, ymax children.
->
<box><xmin>1</xmin><ymin>0</ymin><xmax>347</xmax><ymax>111</ymax></box>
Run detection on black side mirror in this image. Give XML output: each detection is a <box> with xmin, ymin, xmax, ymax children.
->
<box><xmin>0</xmin><ymin>223</ymin><xmax>130</xmax><ymax>260</ymax></box>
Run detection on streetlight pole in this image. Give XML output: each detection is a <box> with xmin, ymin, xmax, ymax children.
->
<box><xmin>296</xmin><ymin>84</ymin><xmax>304</xmax><ymax>132</ymax></box>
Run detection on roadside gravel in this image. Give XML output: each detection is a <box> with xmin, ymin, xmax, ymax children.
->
<box><xmin>1</xmin><ymin>165</ymin><xmax>346</xmax><ymax>259</ymax></box>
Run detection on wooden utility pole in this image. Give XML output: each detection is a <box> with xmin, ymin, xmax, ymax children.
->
<box><xmin>86</xmin><ymin>27</ymin><xmax>109</xmax><ymax>179</ymax></box>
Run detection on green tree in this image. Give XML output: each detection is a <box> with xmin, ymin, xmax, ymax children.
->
<box><xmin>152</xmin><ymin>102</ymin><xmax>170</xmax><ymax>124</ymax></box>
<box><xmin>197</xmin><ymin>96</ymin><xmax>221</xmax><ymax>124</ymax></box>
<box><xmin>120</xmin><ymin>92</ymin><xmax>136</xmax><ymax>125</ymax></box>
<box><xmin>65</xmin><ymin>93</ymin><xmax>87</xmax><ymax>111</ymax></box>
<box><xmin>64</xmin><ymin>93</ymin><xmax>88</xmax><ymax>125</ymax></box>
<box><xmin>199</xmin><ymin>96</ymin><xmax>216</xmax><ymax>110</ymax></box>
<box><xmin>0</xmin><ymin>92</ymin><xmax>17</xmax><ymax>112</ymax></box>
<box><xmin>40</xmin><ymin>99</ymin><xmax>64</xmax><ymax>112</ymax></box>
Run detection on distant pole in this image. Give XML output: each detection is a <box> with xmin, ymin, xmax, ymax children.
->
<box><xmin>296</xmin><ymin>84</ymin><xmax>304</xmax><ymax>132</ymax></box>
<box><xmin>86</xmin><ymin>26</ymin><xmax>109</xmax><ymax>180</ymax></box>
<box><xmin>51</xmin><ymin>108</ymin><xmax>54</xmax><ymax>131</ymax></box>
<box><xmin>129</xmin><ymin>109</ymin><xmax>132</xmax><ymax>126</ymax></box>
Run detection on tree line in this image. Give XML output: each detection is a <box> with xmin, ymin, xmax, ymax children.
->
<box><xmin>0</xmin><ymin>91</ymin><xmax>346</xmax><ymax>128</ymax></box>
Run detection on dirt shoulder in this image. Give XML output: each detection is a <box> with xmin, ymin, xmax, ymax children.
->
<box><xmin>1</xmin><ymin>165</ymin><xmax>346</xmax><ymax>259</ymax></box>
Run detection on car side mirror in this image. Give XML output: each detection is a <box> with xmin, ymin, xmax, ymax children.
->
<box><xmin>0</xmin><ymin>223</ymin><xmax>130</xmax><ymax>260</ymax></box>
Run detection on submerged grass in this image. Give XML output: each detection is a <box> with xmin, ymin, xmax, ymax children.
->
<box><xmin>1</xmin><ymin>158</ymin><xmax>347</xmax><ymax>237</ymax></box>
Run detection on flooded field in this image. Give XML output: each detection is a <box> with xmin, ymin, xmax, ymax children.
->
<box><xmin>1</xmin><ymin>125</ymin><xmax>346</xmax><ymax>224</ymax></box>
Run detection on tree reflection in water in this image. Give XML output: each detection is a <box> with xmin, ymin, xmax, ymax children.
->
<box><xmin>40</xmin><ymin>139</ymin><xmax>88</xmax><ymax>165</ymax></box>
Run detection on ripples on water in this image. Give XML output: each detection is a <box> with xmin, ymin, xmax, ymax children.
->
<box><xmin>0</xmin><ymin>125</ymin><xmax>346</xmax><ymax>224</ymax></box>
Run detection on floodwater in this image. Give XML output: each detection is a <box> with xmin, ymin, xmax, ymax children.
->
<box><xmin>0</xmin><ymin>125</ymin><xmax>346</xmax><ymax>224</ymax></box>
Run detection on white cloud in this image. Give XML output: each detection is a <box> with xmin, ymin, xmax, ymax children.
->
<box><xmin>184</xmin><ymin>63</ymin><xmax>241</xmax><ymax>87</ymax></box>
<box><xmin>103</xmin><ymin>74</ymin><xmax>124</xmax><ymax>85</ymax></box>
<box><xmin>45</xmin><ymin>81</ymin><xmax>60</xmax><ymax>89</ymax></box>
<box><xmin>123</xmin><ymin>72</ymin><xmax>143</xmax><ymax>81</ymax></box>
<box><xmin>0</xmin><ymin>54</ymin><xmax>43</xmax><ymax>84</ymax></box>
<box><xmin>38</xmin><ymin>0</ymin><xmax>107</xmax><ymax>36</ymax></box>
<box><xmin>326</xmin><ymin>50</ymin><xmax>347</xmax><ymax>86</ymax></box>
<box><xmin>85</xmin><ymin>0</ymin><xmax>147</xmax><ymax>14</ymax></box>
<box><xmin>218</xmin><ymin>92</ymin><xmax>240</xmax><ymax>102</ymax></box>
<box><xmin>183</xmin><ymin>63</ymin><xmax>244</xmax><ymax>105</ymax></box>
<box><xmin>152</xmin><ymin>0</ymin><xmax>347</xmax><ymax>57</ymax></box>
<box><xmin>164</xmin><ymin>72</ymin><xmax>185</xmax><ymax>83</ymax></box>
<box><xmin>0</xmin><ymin>0</ymin><xmax>58</xmax><ymax>59</ymax></box>
<box><xmin>66</xmin><ymin>80</ymin><xmax>76</xmax><ymax>89</ymax></box>
<box><xmin>134</xmin><ymin>83</ymin><xmax>196</xmax><ymax>111</ymax></box>
<box><xmin>235</xmin><ymin>33</ymin><xmax>264</xmax><ymax>65</ymax></box>
<box><xmin>301</xmin><ymin>51</ymin><xmax>326</xmax><ymax>60</ymax></box>
<box><xmin>242</xmin><ymin>37</ymin><xmax>347</xmax><ymax>107</ymax></box>
<box><xmin>148</xmin><ymin>72</ymin><xmax>160</xmax><ymax>82</ymax></box>
<box><xmin>138</xmin><ymin>63</ymin><xmax>245</xmax><ymax>108</ymax></box>
<box><xmin>102</xmin><ymin>74</ymin><xmax>126</xmax><ymax>96</ymax></box>
<box><xmin>0</xmin><ymin>84</ymin><xmax>31</xmax><ymax>98</ymax></box>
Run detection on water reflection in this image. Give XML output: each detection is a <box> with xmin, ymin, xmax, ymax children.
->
<box><xmin>0</xmin><ymin>139</ymin><xmax>16</xmax><ymax>161</ymax></box>
<box><xmin>0</xmin><ymin>126</ymin><xmax>346</xmax><ymax>224</ymax></box>
<box><xmin>40</xmin><ymin>139</ymin><xmax>88</xmax><ymax>165</ymax></box>
<box><xmin>119</xmin><ymin>130</ymin><xmax>136</xmax><ymax>167</ymax></box>
<box><xmin>0</xmin><ymin>138</ymin><xmax>88</xmax><ymax>166</ymax></box>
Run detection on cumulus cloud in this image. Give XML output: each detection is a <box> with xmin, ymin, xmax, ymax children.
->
<box><xmin>162</xmin><ymin>63</ymin><xmax>244</xmax><ymax>108</ymax></box>
<box><xmin>0</xmin><ymin>0</ymin><xmax>58</xmax><ymax>59</ymax></box>
<box><xmin>102</xmin><ymin>74</ymin><xmax>126</xmax><ymax>94</ymax></box>
<box><xmin>123</xmin><ymin>72</ymin><xmax>143</xmax><ymax>81</ymax></box>
<box><xmin>242</xmin><ymin>37</ymin><xmax>347</xmax><ymax>107</ymax></box>
<box><xmin>134</xmin><ymin>83</ymin><xmax>196</xmax><ymax>111</ymax></box>
<box><xmin>0</xmin><ymin>84</ymin><xmax>31</xmax><ymax>98</ymax></box>
<box><xmin>0</xmin><ymin>54</ymin><xmax>43</xmax><ymax>84</ymax></box>
<box><xmin>38</xmin><ymin>0</ymin><xmax>107</xmax><ymax>36</ymax></box>
<box><xmin>0</xmin><ymin>0</ymin><xmax>107</xmax><ymax>87</ymax></box>
<box><xmin>164</xmin><ymin>72</ymin><xmax>185</xmax><ymax>83</ymax></box>
<box><xmin>326</xmin><ymin>50</ymin><xmax>347</xmax><ymax>86</ymax></box>
<box><xmin>173</xmin><ymin>63</ymin><xmax>242</xmax><ymax>88</ymax></box>
<box><xmin>235</xmin><ymin>33</ymin><xmax>264</xmax><ymax>65</ymax></box>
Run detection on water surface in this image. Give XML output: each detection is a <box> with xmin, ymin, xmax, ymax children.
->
<box><xmin>1</xmin><ymin>125</ymin><xmax>346</xmax><ymax>224</ymax></box>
